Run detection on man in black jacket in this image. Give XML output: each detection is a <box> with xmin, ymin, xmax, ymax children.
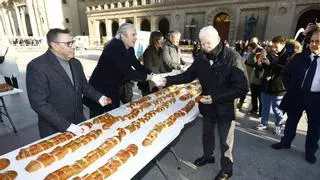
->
<box><xmin>159</xmin><ymin>25</ymin><xmax>248</xmax><ymax>180</ymax></box>
<box><xmin>84</xmin><ymin>23</ymin><xmax>160</xmax><ymax>117</ymax></box>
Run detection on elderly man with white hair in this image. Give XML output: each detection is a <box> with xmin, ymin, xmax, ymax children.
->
<box><xmin>84</xmin><ymin>23</ymin><xmax>160</xmax><ymax>117</ymax></box>
<box><xmin>159</xmin><ymin>25</ymin><xmax>248</xmax><ymax>180</ymax></box>
<box><xmin>162</xmin><ymin>30</ymin><xmax>184</xmax><ymax>73</ymax></box>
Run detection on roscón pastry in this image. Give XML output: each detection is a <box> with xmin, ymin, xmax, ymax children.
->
<box><xmin>0</xmin><ymin>170</ymin><xmax>17</xmax><ymax>180</ymax></box>
<box><xmin>74</xmin><ymin>144</ymin><xmax>138</xmax><ymax>180</ymax></box>
<box><xmin>0</xmin><ymin>158</ymin><xmax>10</xmax><ymax>170</ymax></box>
<box><xmin>44</xmin><ymin>136</ymin><xmax>121</xmax><ymax>180</ymax></box>
<box><xmin>16</xmin><ymin>132</ymin><xmax>75</xmax><ymax>160</ymax></box>
<box><xmin>25</xmin><ymin>129</ymin><xmax>102</xmax><ymax>172</ymax></box>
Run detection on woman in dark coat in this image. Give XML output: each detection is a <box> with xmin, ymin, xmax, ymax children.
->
<box><xmin>139</xmin><ymin>31</ymin><xmax>165</xmax><ymax>96</ymax></box>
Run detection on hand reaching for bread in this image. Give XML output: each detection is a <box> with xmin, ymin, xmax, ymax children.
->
<box><xmin>67</xmin><ymin>123</ymin><xmax>83</xmax><ymax>136</ymax></box>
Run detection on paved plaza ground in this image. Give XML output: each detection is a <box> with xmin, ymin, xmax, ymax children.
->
<box><xmin>0</xmin><ymin>49</ymin><xmax>319</xmax><ymax>180</ymax></box>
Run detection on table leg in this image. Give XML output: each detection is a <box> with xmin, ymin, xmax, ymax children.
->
<box><xmin>169</xmin><ymin>147</ymin><xmax>181</xmax><ymax>170</ymax></box>
<box><xmin>154</xmin><ymin>159</ymin><xmax>169</xmax><ymax>180</ymax></box>
<box><xmin>0</xmin><ymin>108</ymin><xmax>3</xmax><ymax>123</ymax></box>
<box><xmin>0</xmin><ymin>97</ymin><xmax>17</xmax><ymax>133</ymax></box>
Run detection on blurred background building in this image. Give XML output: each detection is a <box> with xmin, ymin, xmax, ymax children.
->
<box><xmin>0</xmin><ymin>0</ymin><xmax>319</xmax><ymax>46</ymax></box>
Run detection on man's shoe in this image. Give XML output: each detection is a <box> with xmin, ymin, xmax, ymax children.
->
<box><xmin>214</xmin><ymin>170</ymin><xmax>232</xmax><ymax>180</ymax></box>
<box><xmin>193</xmin><ymin>156</ymin><xmax>215</xmax><ymax>166</ymax></box>
<box><xmin>305</xmin><ymin>154</ymin><xmax>317</xmax><ymax>164</ymax></box>
<box><xmin>271</xmin><ymin>142</ymin><xmax>291</xmax><ymax>150</ymax></box>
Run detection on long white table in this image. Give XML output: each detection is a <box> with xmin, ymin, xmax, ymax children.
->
<box><xmin>0</xmin><ymin>84</ymin><xmax>200</xmax><ymax>180</ymax></box>
<box><xmin>0</xmin><ymin>88</ymin><xmax>23</xmax><ymax>133</ymax></box>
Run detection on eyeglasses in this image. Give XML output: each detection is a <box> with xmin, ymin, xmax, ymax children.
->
<box><xmin>54</xmin><ymin>40</ymin><xmax>75</xmax><ymax>47</ymax></box>
<box><xmin>310</xmin><ymin>40</ymin><xmax>320</xmax><ymax>45</ymax></box>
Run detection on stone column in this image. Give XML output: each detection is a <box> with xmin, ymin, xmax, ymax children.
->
<box><xmin>134</xmin><ymin>16</ymin><xmax>139</xmax><ymax>30</ymax></box>
<box><xmin>26</xmin><ymin>0</ymin><xmax>39</xmax><ymax>37</ymax></box>
<box><xmin>15</xmin><ymin>6</ymin><xmax>25</xmax><ymax>36</ymax></box>
<box><xmin>32</xmin><ymin>0</ymin><xmax>43</xmax><ymax>36</ymax></box>
<box><xmin>88</xmin><ymin>18</ymin><xmax>94</xmax><ymax>45</ymax></box>
<box><xmin>119</xmin><ymin>18</ymin><xmax>126</xmax><ymax>25</ymax></box>
<box><xmin>142</xmin><ymin>0</ymin><xmax>146</xmax><ymax>5</ymax></box>
<box><xmin>106</xmin><ymin>19</ymin><xmax>112</xmax><ymax>41</ymax></box>
<box><xmin>8</xmin><ymin>10</ymin><xmax>17</xmax><ymax>36</ymax></box>
<box><xmin>151</xmin><ymin>15</ymin><xmax>157</xmax><ymax>31</ymax></box>
<box><xmin>20</xmin><ymin>7</ymin><xmax>28</xmax><ymax>36</ymax></box>
<box><xmin>3</xmin><ymin>9</ymin><xmax>13</xmax><ymax>36</ymax></box>
<box><xmin>0</xmin><ymin>9</ymin><xmax>9</xmax><ymax>36</ymax></box>
<box><xmin>133</xmin><ymin>0</ymin><xmax>137</xmax><ymax>6</ymax></box>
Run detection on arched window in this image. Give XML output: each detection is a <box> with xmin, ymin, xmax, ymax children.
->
<box><xmin>112</xmin><ymin>21</ymin><xmax>119</xmax><ymax>37</ymax></box>
<box><xmin>213</xmin><ymin>13</ymin><xmax>230</xmax><ymax>41</ymax></box>
<box><xmin>141</xmin><ymin>19</ymin><xmax>151</xmax><ymax>31</ymax></box>
<box><xmin>158</xmin><ymin>18</ymin><xmax>169</xmax><ymax>37</ymax></box>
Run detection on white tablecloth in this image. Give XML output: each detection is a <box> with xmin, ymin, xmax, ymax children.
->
<box><xmin>0</xmin><ymin>88</ymin><xmax>23</xmax><ymax>97</ymax></box>
<box><xmin>0</xmin><ymin>85</ymin><xmax>200</xmax><ymax>180</ymax></box>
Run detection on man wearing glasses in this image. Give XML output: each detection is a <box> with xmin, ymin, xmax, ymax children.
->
<box><xmin>26</xmin><ymin>28</ymin><xmax>111</xmax><ymax>138</ymax></box>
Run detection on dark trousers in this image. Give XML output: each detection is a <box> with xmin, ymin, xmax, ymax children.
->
<box><xmin>202</xmin><ymin>118</ymin><xmax>235</xmax><ymax>173</ymax></box>
<box><xmin>4</xmin><ymin>76</ymin><xmax>18</xmax><ymax>88</ymax></box>
<box><xmin>250</xmin><ymin>84</ymin><xmax>262</xmax><ymax>114</ymax></box>
<box><xmin>88</xmin><ymin>96</ymin><xmax>121</xmax><ymax>118</ymax></box>
<box><xmin>87</xmin><ymin>82</ymin><xmax>133</xmax><ymax>118</ymax></box>
<box><xmin>281</xmin><ymin>93</ymin><xmax>320</xmax><ymax>155</ymax></box>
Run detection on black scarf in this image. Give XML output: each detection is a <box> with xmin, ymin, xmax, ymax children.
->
<box><xmin>200</xmin><ymin>42</ymin><xmax>223</xmax><ymax>64</ymax></box>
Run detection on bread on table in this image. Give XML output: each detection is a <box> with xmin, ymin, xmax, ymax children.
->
<box><xmin>25</xmin><ymin>130</ymin><xmax>102</xmax><ymax>173</ymax></box>
<box><xmin>0</xmin><ymin>158</ymin><xmax>10</xmax><ymax>171</ymax></box>
<box><xmin>0</xmin><ymin>170</ymin><xmax>17</xmax><ymax>180</ymax></box>
<box><xmin>16</xmin><ymin>132</ymin><xmax>75</xmax><ymax>160</ymax></box>
<box><xmin>75</xmin><ymin>144</ymin><xmax>138</xmax><ymax>180</ymax></box>
<box><xmin>45</xmin><ymin>136</ymin><xmax>122</xmax><ymax>180</ymax></box>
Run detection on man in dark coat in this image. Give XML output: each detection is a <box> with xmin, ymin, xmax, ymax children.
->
<box><xmin>84</xmin><ymin>23</ymin><xmax>159</xmax><ymax>117</ymax></box>
<box><xmin>26</xmin><ymin>28</ymin><xmax>110</xmax><ymax>138</ymax></box>
<box><xmin>272</xmin><ymin>29</ymin><xmax>320</xmax><ymax>164</ymax></box>
<box><xmin>140</xmin><ymin>31</ymin><xmax>166</xmax><ymax>95</ymax></box>
<box><xmin>160</xmin><ymin>25</ymin><xmax>248</xmax><ymax>180</ymax></box>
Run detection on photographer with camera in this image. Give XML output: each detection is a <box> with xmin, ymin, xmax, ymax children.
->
<box><xmin>255</xmin><ymin>36</ymin><xmax>290</xmax><ymax>136</ymax></box>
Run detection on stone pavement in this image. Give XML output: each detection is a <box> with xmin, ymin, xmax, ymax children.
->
<box><xmin>0</xmin><ymin>49</ymin><xmax>319</xmax><ymax>180</ymax></box>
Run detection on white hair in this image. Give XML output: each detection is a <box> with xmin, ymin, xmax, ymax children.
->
<box><xmin>199</xmin><ymin>25</ymin><xmax>219</xmax><ymax>39</ymax></box>
<box><xmin>169</xmin><ymin>30</ymin><xmax>181</xmax><ymax>38</ymax></box>
<box><xmin>115</xmin><ymin>23</ymin><xmax>135</xmax><ymax>40</ymax></box>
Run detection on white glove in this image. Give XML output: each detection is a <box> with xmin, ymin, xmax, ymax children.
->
<box><xmin>98</xmin><ymin>95</ymin><xmax>112</xmax><ymax>106</ymax></box>
<box><xmin>200</xmin><ymin>95</ymin><xmax>213</xmax><ymax>104</ymax></box>
<box><xmin>66</xmin><ymin>123</ymin><xmax>83</xmax><ymax>136</ymax></box>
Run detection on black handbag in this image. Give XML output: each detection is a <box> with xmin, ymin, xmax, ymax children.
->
<box><xmin>0</xmin><ymin>47</ymin><xmax>9</xmax><ymax>64</ymax></box>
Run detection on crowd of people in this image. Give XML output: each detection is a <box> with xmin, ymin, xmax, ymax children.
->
<box><xmin>0</xmin><ymin>19</ymin><xmax>319</xmax><ymax>180</ymax></box>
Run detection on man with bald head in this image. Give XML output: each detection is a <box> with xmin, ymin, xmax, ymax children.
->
<box><xmin>159</xmin><ymin>25</ymin><xmax>248</xmax><ymax>179</ymax></box>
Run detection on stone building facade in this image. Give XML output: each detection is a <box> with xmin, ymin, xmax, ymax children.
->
<box><xmin>0</xmin><ymin>0</ymin><xmax>319</xmax><ymax>45</ymax></box>
<box><xmin>85</xmin><ymin>0</ymin><xmax>320</xmax><ymax>45</ymax></box>
<box><xmin>0</xmin><ymin>0</ymin><xmax>88</xmax><ymax>38</ymax></box>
